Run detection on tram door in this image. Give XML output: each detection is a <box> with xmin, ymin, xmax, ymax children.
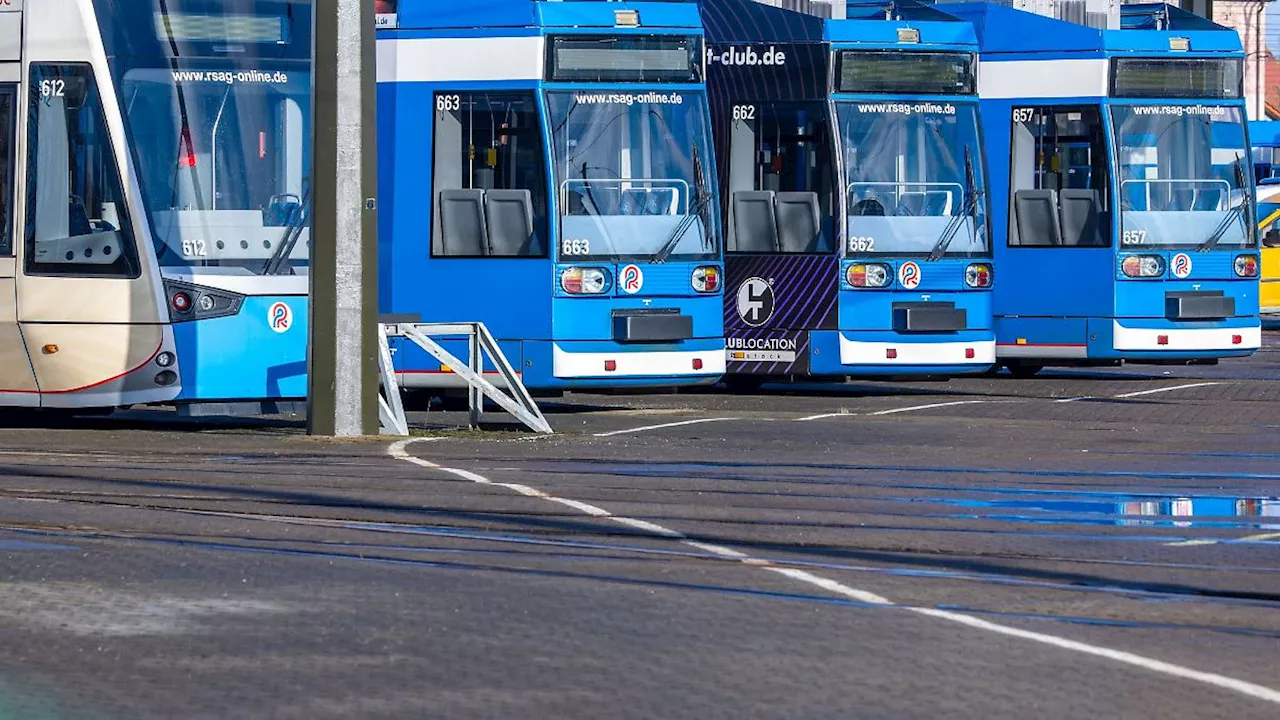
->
<box><xmin>0</xmin><ymin>73</ymin><xmax>38</xmax><ymax>403</ymax></box>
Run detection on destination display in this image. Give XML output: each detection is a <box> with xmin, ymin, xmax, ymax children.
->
<box><xmin>547</xmin><ymin>35</ymin><xmax>703</xmax><ymax>83</ymax></box>
<box><xmin>836</xmin><ymin>51</ymin><xmax>976</xmax><ymax>95</ymax></box>
<box><xmin>1111</xmin><ymin>57</ymin><xmax>1243</xmax><ymax>99</ymax></box>
<box><xmin>154</xmin><ymin>12</ymin><xmax>290</xmax><ymax>44</ymax></box>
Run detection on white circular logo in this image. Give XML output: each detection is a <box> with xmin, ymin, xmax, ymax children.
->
<box><xmin>620</xmin><ymin>264</ymin><xmax>644</xmax><ymax>294</ymax></box>
<box><xmin>268</xmin><ymin>301</ymin><xmax>293</xmax><ymax>333</ymax></box>
<box><xmin>736</xmin><ymin>277</ymin><xmax>775</xmax><ymax>327</ymax></box>
<box><xmin>898</xmin><ymin>262</ymin><xmax>922</xmax><ymax>290</ymax></box>
<box><xmin>1171</xmin><ymin>253</ymin><xmax>1193</xmax><ymax>279</ymax></box>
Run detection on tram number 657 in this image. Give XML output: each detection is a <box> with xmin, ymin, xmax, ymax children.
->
<box><xmin>1012</xmin><ymin>108</ymin><xmax>1038</xmax><ymax>124</ymax></box>
<box><xmin>436</xmin><ymin>95</ymin><xmax>461</xmax><ymax>112</ymax></box>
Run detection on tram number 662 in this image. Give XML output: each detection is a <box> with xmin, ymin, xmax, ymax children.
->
<box><xmin>732</xmin><ymin>105</ymin><xmax>756</xmax><ymax>121</ymax></box>
<box><xmin>436</xmin><ymin>95</ymin><xmax>461</xmax><ymax>112</ymax></box>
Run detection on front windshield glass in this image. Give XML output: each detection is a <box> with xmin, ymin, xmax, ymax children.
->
<box><xmin>835</xmin><ymin>101</ymin><xmax>988</xmax><ymax>257</ymax></box>
<box><xmin>1112</xmin><ymin>105</ymin><xmax>1254</xmax><ymax>249</ymax></box>
<box><xmin>546</xmin><ymin>90</ymin><xmax>720</xmax><ymax>262</ymax></box>
<box><xmin>122</xmin><ymin>63</ymin><xmax>311</xmax><ymax>273</ymax></box>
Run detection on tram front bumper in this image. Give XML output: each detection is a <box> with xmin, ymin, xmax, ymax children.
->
<box><xmin>1111</xmin><ymin>320</ymin><xmax>1262</xmax><ymax>353</ymax></box>
<box><xmin>551</xmin><ymin>343</ymin><xmax>726</xmax><ymax>380</ymax></box>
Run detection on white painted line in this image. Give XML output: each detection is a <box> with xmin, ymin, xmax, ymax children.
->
<box><xmin>387</xmin><ymin>438</ymin><xmax>1280</xmax><ymax>707</ymax></box>
<box><xmin>868</xmin><ymin>401</ymin><xmax>988</xmax><ymax>416</ymax></box>
<box><xmin>593</xmin><ymin>418</ymin><xmax>736</xmax><ymax>438</ymax></box>
<box><xmin>796</xmin><ymin>412</ymin><xmax>857</xmax><ymax>422</ymax></box>
<box><xmin>1055</xmin><ymin>397</ymin><xmax>1092</xmax><ymax>404</ymax></box>
<box><xmin>1113</xmin><ymin>382</ymin><xmax>1220</xmax><ymax>399</ymax></box>
<box><xmin>909</xmin><ymin>607</ymin><xmax>1280</xmax><ymax>705</ymax></box>
<box><xmin>1168</xmin><ymin>531</ymin><xmax>1280</xmax><ymax>547</ymax></box>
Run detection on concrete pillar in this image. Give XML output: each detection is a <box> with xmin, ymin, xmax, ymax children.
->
<box><xmin>308</xmin><ymin>0</ymin><xmax>380</xmax><ymax>436</ymax></box>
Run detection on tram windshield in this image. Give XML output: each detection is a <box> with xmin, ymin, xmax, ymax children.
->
<box><xmin>546</xmin><ymin>91</ymin><xmax>720</xmax><ymax>262</ymax></box>
<box><xmin>122</xmin><ymin>64</ymin><xmax>311</xmax><ymax>273</ymax></box>
<box><xmin>95</xmin><ymin>0</ymin><xmax>312</xmax><ymax>274</ymax></box>
<box><xmin>1112</xmin><ymin>105</ymin><xmax>1254</xmax><ymax>250</ymax></box>
<box><xmin>835</xmin><ymin>101</ymin><xmax>988</xmax><ymax>257</ymax></box>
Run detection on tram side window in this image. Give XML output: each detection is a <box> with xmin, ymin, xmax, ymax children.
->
<box><xmin>431</xmin><ymin>92</ymin><xmax>548</xmax><ymax>258</ymax></box>
<box><xmin>1008</xmin><ymin>106</ymin><xmax>1110</xmax><ymax>248</ymax></box>
<box><xmin>25</xmin><ymin>65</ymin><xmax>139</xmax><ymax>277</ymax></box>
<box><xmin>0</xmin><ymin>87</ymin><xmax>13</xmax><ymax>256</ymax></box>
<box><xmin>725</xmin><ymin>101</ymin><xmax>836</xmax><ymax>254</ymax></box>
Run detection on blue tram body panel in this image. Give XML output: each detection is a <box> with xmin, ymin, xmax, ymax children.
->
<box><xmin>700</xmin><ymin>0</ymin><xmax>997</xmax><ymax>378</ymax></box>
<box><xmin>945</xmin><ymin>2</ymin><xmax>1263</xmax><ymax>365</ymax></box>
<box><xmin>172</xmin><ymin>296</ymin><xmax>309</xmax><ymax>402</ymax></box>
<box><xmin>378</xmin><ymin>1</ymin><xmax>726</xmax><ymax>390</ymax></box>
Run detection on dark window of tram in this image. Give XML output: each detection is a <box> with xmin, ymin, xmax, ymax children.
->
<box><xmin>430</xmin><ymin>92</ymin><xmax>548</xmax><ymax>258</ymax></box>
<box><xmin>25</xmin><ymin>64</ymin><xmax>140</xmax><ymax>277</ymax></box>
<box><xmin>0</xmin><ymin>86</ymin><xmax>13</xmax><ymax>256</ymax></box>
<box><xmin>725</xmin><ymin>102</ymin><xmax>836</xmax><ymax>254</ymax></box>
<box><xmin>1008</xmin><ymin>106</ymin><xmax>1110</xmax><ymax>248</ymax></box>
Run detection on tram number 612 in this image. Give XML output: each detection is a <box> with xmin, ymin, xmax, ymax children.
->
<box><xmin>436</xmin><ymin>94</ymin><xmax>461</xmax><ymax>113</ymax></box>
<box><xmin>40</xmin><ymin>79</ymin><xmax>66</xmax><ymax>98</ymax></box>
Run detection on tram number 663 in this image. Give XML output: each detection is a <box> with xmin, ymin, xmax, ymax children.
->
<box><xmin>436</xmin><ymin>95</ymin><xmax>461</xmax><ymax>112</ymax></box>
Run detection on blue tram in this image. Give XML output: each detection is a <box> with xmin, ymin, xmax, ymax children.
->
<box><xmin>376</xmin><ymin>1</ymin><xmax>726</xmax><ymax>390</ymax></box>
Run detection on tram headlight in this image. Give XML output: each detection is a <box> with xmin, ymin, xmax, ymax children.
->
<box><xmin>560</xmin><ymin>267</ymin><xmax>610</xmax><ymax>295</ymax></box>
<box><xmin>692</xmin><ymin>266</ymin><xmax>720</xmax><ymax>293</ymax></box>
<box><xmin>1234</xmin><ymin>254</ymin><xmax>1260</xmax><ymax>278</ymax></box>
<box><xmin>965</xmin><ymin>263</ymin><xmax>994</xmax><ymax>289</ymax></box>
<box><xmin>155</xmin><ymin>352</ymin><xmax>176</xmax><ymax>368</ymax></box>
<box><xmin>846</xmin><ymin>263</ymin><xmax>892</xmax><ymax>288</ymax></box>
<box><xmin>1121</xmin><ymin>255</ymin><xmax>1166</xmax><ymax>278</ymax></box>
<box><xmin>164</xmin><ymin>281</ymin><xmax>245</xmax><ymax>323</ymax></box>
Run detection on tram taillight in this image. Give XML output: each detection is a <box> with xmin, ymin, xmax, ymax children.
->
<box><xmin>964</xmin><ymin>263</ymin><xmax>994</xmax><ymax>289</ymax></box>
<box><xmin>164</xmin><ymin>281</ymin><xmax>246</xmax><ymax>323</ymax></box>
<box><xmin>846</xmin><ymin>263</ymin><xmax>891</xmax><ymax>288</ymax></box>
<box><xmin>1234</xmin><ymin>255</ymin><xmax>1259</xmax><ymax>278</ymax></box>
<box><xmin>692</xmin><ymin>266</ymin><xmax>720</xmax><ymax>293</ymax></box>
<box><xmin>1121</xmin><ymin>255</ymin><xmax>1165</xmax><ymax>279</ymax></box>
<box><xmin>560</xmin><ymin>267</ymin><xmax>610</xmax><ymax>295</ymax></box>
<box><xmin>171</xmin><ymin>292</ymin><xmax>193</xmax><ymax>314</ymax></box>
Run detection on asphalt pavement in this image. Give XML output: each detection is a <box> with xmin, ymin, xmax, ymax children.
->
<box><xmin>0</xmin><ymin>337</ymin><xmax>1278</xmax><ymax>718</ymax></box>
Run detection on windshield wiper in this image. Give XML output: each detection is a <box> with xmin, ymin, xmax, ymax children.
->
<box><xmin>1198</xmin><ymin>161</ymin><xmax>1250</xmax><ymax>252</ymax></box>
<box><xmin>1197</xmin><ymin>203</ymin><xmax>1246</xmax><ymax>252</ymax></box>
<box><xmin>655</xmin><ymin>141</ymin><xmax>710</xmax><ymax>265</ymax></box>
<box><xmin>654</xmin><ymin>192</ymin><xmax>712</xmax><ymax>264</ymax></box>
<box><xmin>928</xmin><ymin>149</ymin><xmax>981</xmax><ymax>262</ymax></box>
<box><xmin>262</xmin><ymin>187</ymin><xmax>310</xmax><ymax>276</ymax></box>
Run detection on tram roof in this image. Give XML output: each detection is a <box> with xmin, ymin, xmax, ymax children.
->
<box><xmin>392</xmin><ymin>0</ymin><xmax>703</xmax><ymax>32</ymax></box>
<box><xmin>941</xmin><ymin>2</ymin><xmax>1242</xmax><ymax>56</ymax></box>
<box><xmin>699</xmin><ymin>0</ymin><xmax>975</xmax><ymax>50</ymax></box>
